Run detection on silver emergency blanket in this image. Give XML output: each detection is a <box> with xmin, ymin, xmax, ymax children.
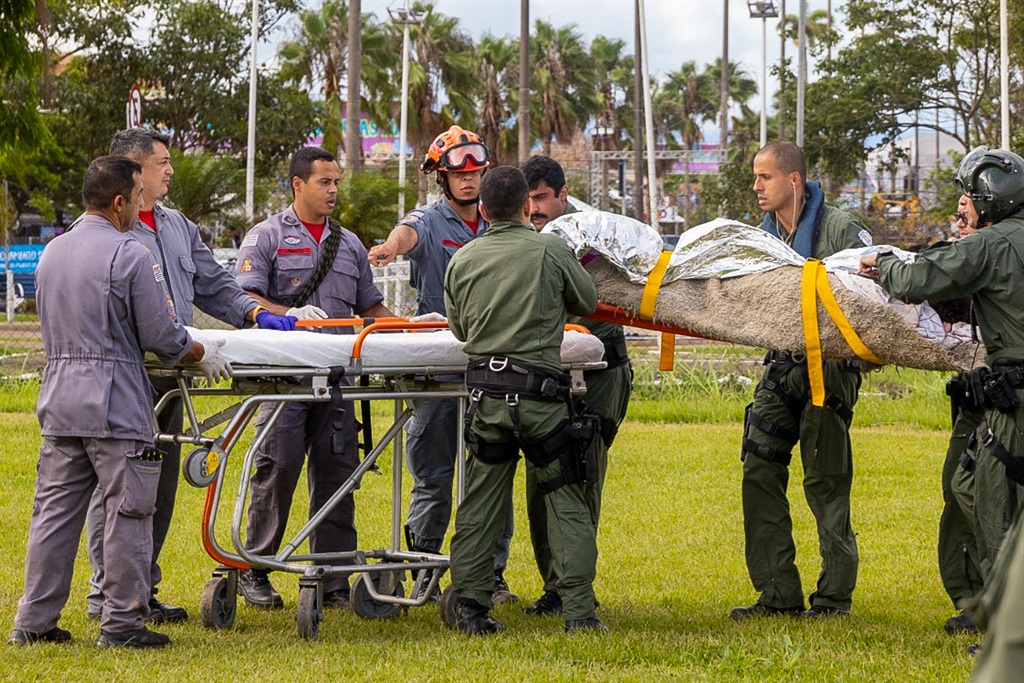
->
<box><xmin>185</xmin><ymin>327</ymin><xmax>605</xmax><ymax>370</ymax></box>
<box><xmin>543</xmin><ymin>212</ymin><xmax>983</xmax><ymax>371</ymax></box>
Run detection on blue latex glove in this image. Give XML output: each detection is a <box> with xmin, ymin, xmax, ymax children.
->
<box><xmin>256</xmin><ymin>310</ymin><xmax>298</xmax><ymax>331</ymax></box>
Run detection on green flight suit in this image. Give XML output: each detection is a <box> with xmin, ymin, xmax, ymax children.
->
<box><xmin>939</xmin><ymin>400</ymin><xmax>985</xmax><ymax>607</ymax></box>
<box><xmin>878</xmin><ymin>214</ymin><xmax>1024</xmax><ymax>578</ymax></box>
<box><xmin>742</xmin><ymin>200</ymin><xmax>870</xmax><ymax>612</ymax></box>
<box><xmin>444</xmin><ymin>220</ymin><xmax>599</xmax><ymax>621</ymax></box>
<box><xmin>970</xmin><ymin>507</ymin><xmax>1024</xmax><ymax>682</ymax></box>
<box><xmin>526</xmin><ymin>317</ymin><xmax>633</xmax><ymax>594</ymax></box>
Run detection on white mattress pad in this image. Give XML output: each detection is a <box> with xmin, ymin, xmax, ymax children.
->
<box><xmin>186</xmin><ymin>327</ymin><xmax>606</xmax><ymax>371</ymax></box>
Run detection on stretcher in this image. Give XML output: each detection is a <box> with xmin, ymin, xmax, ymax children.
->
<box><xmin>148</xmin><ymin>319</ymin><xmax>606</xmax><ymax>639</ymax></box>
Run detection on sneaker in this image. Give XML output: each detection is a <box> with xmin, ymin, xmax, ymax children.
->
<box><xmin>455</xmin><ymin>598</ymin><xmax>506</xmax><ymax>635</ymax></box>
<box><xmin>728</xmin><ymin>603</ymin><xmax>803</xmax><ymax>620</ymax></box>
<box><xmin>565</xmin><ymin>616</ymin><xmax>609</xmax><ymax>633</ymax></box>
<box><xmin>945</xmin><ymin>610</ymin><xmax>979</xmax><ymax>634</ymax></box>
<box><xmin>8</xmin><ymin>627</ymin><xmax>72</xmax><ymax>646</ymax></box>
<box><xmin>524</xmin><ymin>590</ymin><xmax>562</xmax><ymax>617</ymax></box>
<box><xmin>146</xmin><ymin>597</ymin><xmax>189</xmax><ymax>624</ymax></box>
<box><xmin>237</xmin><ymin>569</ymin><xmax>284</xmax><ymax>610</ymax></box>
<box><xmin>322</xmin><ymin>589</ymin><xmax>351</xmax><ymax>610</ymax></box>
<box><xmin>491</xmin><ymin>572</ymin><xmax>520</xmax><ymax>605</ymax></box>
<box><xmin>802</xmin><ymin>604</ymin><xmax>852</xmax><ymax>618</ymax></box>
<box><xmin>95</xmin><ymin>627</ymin><xmax>171</xmax><ymax>649</ymax></box>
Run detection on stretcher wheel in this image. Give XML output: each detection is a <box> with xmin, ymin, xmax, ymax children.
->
<box><xmin>351</xmin><ymin>572</ymin><xmax>404</xmax><ymax>620</ymax></box>
<box><xmin>297</xmin><ymin>584</ymin><xmax>322</xmax><ymax>640</ymax></box>
<box><xmin>183</xmin><ymin>448</ymin><xmax>217</xmax><ymax>488</ymax></box>
<box><xmin>200</xmin><ymin>574</ymin><xmax>236</xmax><ymax>630</ymax></box>
<box><xmin>439</xmin><ymin>584</ymin><xmax>458</xmax><ymax>628</ymax></box>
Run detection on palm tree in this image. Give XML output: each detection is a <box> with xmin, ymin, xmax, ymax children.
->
<box><xmin>277</xmin><ymin>1</ymin><xmax>396</xmax><ymax>158</ymax></box>
<box><xmin>530</xmin><ymin>20</ymin><xmax>599</xmax><ymax>156</ymax></box>
<box><xmin>474</xmin><ymin>35</ymin><xmax>518</xmax><ymax>164</ymax></box>
<box><xmin>402</xmin><ymin>2</ymin><xmax>476</xmax><ymax>201</ymax></box>
<box><xmin>589</xmin><ymin>35</ymin><xmax>632</xmax><ymax>150</ymax></box>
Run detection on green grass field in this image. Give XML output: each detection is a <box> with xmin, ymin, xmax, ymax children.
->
<box><xmin>0</xmin><ymin>364</ymin><xmax>978</xmax><ymax>682</ymax></box>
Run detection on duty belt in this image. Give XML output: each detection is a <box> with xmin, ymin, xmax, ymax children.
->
<box><xmin>465</xmin><ymin>357</ymin><xmax>571</xmax><ymax>402</ymax></box>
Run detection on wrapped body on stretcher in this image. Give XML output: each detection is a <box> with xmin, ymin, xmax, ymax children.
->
<box><xmin>145</xmin><ymin>323</ymin><xmax>605</xmax><ymax>636</ymax></box>
<box><xmin>543</xmin><ymin>213</ymin><xmax>984</xmax><ymax>371</ymax></box>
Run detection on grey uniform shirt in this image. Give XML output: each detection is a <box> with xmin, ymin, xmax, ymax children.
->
<box><xmin>132</xmin><ymin>203</ymin><xmax>257</xmax><ymax>327</ymax></box>
<box><xmin>35</xmin><ymin>215</ymin><xmax>193</xmax><ymax>440</ymax></box>
<box><xmin>235</xmin><ymin>206</ymin><xmax>383</xmax><ymax>335</ymax></box>
<box><xmin>400</xmin><ymin>198</ymin><xmax>488</xmax><ymax>316</ymax></box>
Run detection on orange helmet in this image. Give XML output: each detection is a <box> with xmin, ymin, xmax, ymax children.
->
<box><xmin>420</xmin><ymin>125</ymin><xmax>491</xmax><ymax>174</ymax></box>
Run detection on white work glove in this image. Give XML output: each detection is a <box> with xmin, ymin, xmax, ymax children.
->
<box><xmin>410</xmin><ymin>312</ymin><xmax>447</xmax><ymax>323</ymax></box>
<box><xmin>286</xmin><ymin>305</ymin><xmax>329</xmax><ymax>321</ymax></box>
<box><xmin>194</xmin><ymin>339</ymin><xmax>233</xmax><ymax>384</ymax></box>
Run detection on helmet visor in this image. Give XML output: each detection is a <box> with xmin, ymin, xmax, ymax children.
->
<box><xmin>443</xmin><ymin>142</ymin><xmax>489</xmax><ymax>171</ymax></box>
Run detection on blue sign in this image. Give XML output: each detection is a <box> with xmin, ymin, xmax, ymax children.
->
<box><xmin>1</xmin><ymin>244</ymin><xmax>46</xmax><ymax>273</ymax></box>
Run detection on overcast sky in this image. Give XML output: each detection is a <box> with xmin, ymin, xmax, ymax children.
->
<box><xmin>353</xmin><ymin>0</ymin><xmax>839</xmax><ymax>137</ymax></box>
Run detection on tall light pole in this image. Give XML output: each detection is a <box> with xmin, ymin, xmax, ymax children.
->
<box><xmin>748</xmin><ymin>1</ymin><xmax>778</xmax><ymax>149</ymax></box>
<box><xmin>999</xmin><ymin>0</ymin><xmax>1009</xmax><ymax>148</ymax></box>
<box><xmin>518</xmin><ymin>0</ymin><xmax>530</xmax><ymax>163</ymax></box>
<box><xmin>388</xmin><ymin>1</ymin><xmax>423</xmax><ymax>220</ymax></box>
<box><xmin>245</xmin><ymin>0</ymin><xmax>259</xmax><ymax>221</ymax></box>
<box><xmin>796</xmin><ymin>0</ymin><xmax>806</xmax><ymax>146</ymax></box>
<box><xmin>345</xmin><ymin>0</ymin><xmax>362</xmax><ymax>175</ymax></box>
<box><xmin>638</xmin><ymin>0</ymin><xmax>658</xmax><ymax>231</ymax></box>
<box><xmin>719</xmin><ymin>0</ymin><xmax>729</xmax><ymax>149</ymax></box>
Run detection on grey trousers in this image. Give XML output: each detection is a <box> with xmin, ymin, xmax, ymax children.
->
<box><xmin>86</xmin><ymin>381</ymin><xmax>182</xmax><ymax>613</ymax></box>
<box><xmin>244</xmin><ymin>398</ymin><xmax>359</xmax><ymax>593</ymax></box>
<box><xmin>405</xmin><ymin>396</ymin><xmax>512</xmax><ymax>571</ymax></box>
<box><xmin>14</xmin><ymin>436</ymin><xmax>159</xmax><ymax>634</ymax></box>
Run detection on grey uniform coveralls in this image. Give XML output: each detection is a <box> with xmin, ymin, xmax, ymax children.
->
<box><xmin>741</xmin><ymin>182</ymin><xmax>869</xmax><ymax>612</ymax></box>
<box><xmin>397</xmin><ymin>199</ymin><xmax>513</xmax><ymax>568</ymax></box>
<box><xmin>445</xmin><ymin>221</ymin><xmax>599</xmax><ymax>620</ymax></box>
<box><xmin>235</xmin><ymin>206</ymin><xmax>383</xmax><ymax>593</ymax></box>
<box><xmin>13</xmin><ymin>215</ymin><xmax>193</xmax><ymax>635</ymax></box>
<box><xmin>86</xmin><ymin>203</ymin><xmax>259</xmax><ymax>612</ymax></box>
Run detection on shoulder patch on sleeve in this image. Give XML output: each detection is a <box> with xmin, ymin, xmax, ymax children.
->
<box><xmin>858</xmin><ymin>229</ymin><xmax>873</xmax><ymax>247</ymax></box>
<box><xmin>241</xmin><ymin>231</ymin><xmax>259</xmax><ymax>248</ymax></box>
<box><xmin>152</xmin><ymin>264</ymin><xmax>165</xmax><ymax>283</ymax></box>
<box><xmin>400</xmin><ymin>210</ymin><xmax>424</xmax><ymax>225</ymax></box>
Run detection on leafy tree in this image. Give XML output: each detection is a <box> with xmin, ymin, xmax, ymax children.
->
<box><xmin>474</xmin><ymin>35</ymin><xmax>517</xmax><ymax>164</ymax></box>
<box><xmin>402</xmin><ymin>2</ymin><xmax>476</xmax><ymax>201</ymax></box>
<box><xmin>163</xmin><ymin>149</ymin><xmax>244</xmax><ymax>225</ymax></box>
<box><xmin>530</xmin><ymin>20</ymin><xmax>598</xmax><ymax>156</ymax></box>
<box><xmin>0</xmin><ymin>0</ymin><xmax>48</xmax><ymax>152</ymax></box>
<box><xmin>589</xmin><ymin>35</ymin><xmax>633</xmax><ymax>150</ymax></box>
<box><xmin>277</xmin><ymin>0</ymin><xmax>397</xmax><ymax>158</ymax></box>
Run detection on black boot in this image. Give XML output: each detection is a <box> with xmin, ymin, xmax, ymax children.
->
<box><xmin>237</xmin><ymin>569</ymin><xmax>284</xmax><ymax>610</ymax></box>
<box><xmin>524</xmin><ymin>590</ymin><xmax>562</xmax><ymax>617</ymax></box>
<box><xmin>455</xmin><ymin>598</ymin><xmax>506</xmax><ymax>635</ymax></box>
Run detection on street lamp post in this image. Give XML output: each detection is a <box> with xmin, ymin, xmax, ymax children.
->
<box><xmin>748</xmin><ymin>1</ymin><xmax>778</xmax><ymax>149</ymax></box>
<box><xmin>388</xmin><ymin>1</ymin><xmax>424</xmax><ymax>220</ymax></box>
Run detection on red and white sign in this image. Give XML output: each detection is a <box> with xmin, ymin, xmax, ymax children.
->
<box><xmin>126</xmin><ymin>84</ymin><xmax>142</xmax><ymax>128</ymax></box>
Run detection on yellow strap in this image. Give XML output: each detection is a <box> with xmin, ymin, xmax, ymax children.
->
<box><xmin>639</xmin><ymin>250</ymin><xmax>673</xmax><ymax>320</ymax></box>
<box><xmin>659</xmin><ymin>333</ymin><xmax>675</xmax><ymax>371</ymax></box>
<box><xmin>800</xmin><ymin>259</ymin><xmax>886</xmax><ymax>408</ymax></box>
<box><xmin>801</xmin><ymin>260</ymin><xmax>826</xmax><ymax>407</ymax></box>
<box><xmin>813</xmin><ymin>266</ymin><xmax>886</xmax><ymax>366</ymax></box>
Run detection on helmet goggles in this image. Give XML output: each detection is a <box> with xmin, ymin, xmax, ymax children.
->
<box><xmin>441</xmin><ymin>142</ymin><xmax>489</xmax><ymax>172</ymax></box>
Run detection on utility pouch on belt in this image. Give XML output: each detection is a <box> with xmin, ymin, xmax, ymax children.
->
<box><xmin>971</xmin><ymin>365</ymin><xmax>1022</xmax><ymax>414</ymax></box>
<box><xmin>524</xmin><ymin>400</ymin><xmax>602</xmax><ymax>494</ymax></box>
